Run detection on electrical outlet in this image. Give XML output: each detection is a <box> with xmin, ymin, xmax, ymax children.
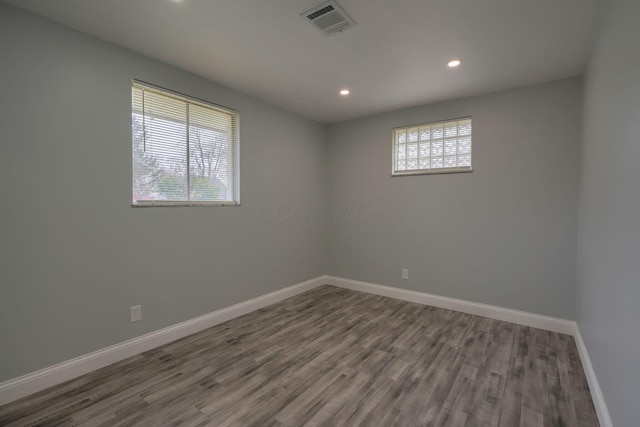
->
<box><xmin>130</xmin><ymin>305</ymin><xmax>142</xmax><ymax>323</ymax></box>
<box><xmin>402</xmin><ymin>269</ymin><xmax>409</xmax><ymax>280</ymax></box>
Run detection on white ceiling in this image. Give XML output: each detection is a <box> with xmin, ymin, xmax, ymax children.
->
<box><xmin>5</xmin><ymin>0</ymin><xmax>607</xmax><ymax>123</ymax></box>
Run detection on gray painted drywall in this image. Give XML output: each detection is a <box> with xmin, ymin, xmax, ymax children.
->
<box><xmin>1</xmin><ymin>2</ymin><xmax>617</xmax><ymax>405</ymax></box>
<box><xmin>577</xmin><ymin>0</ymin><xmax>640</xmax><ymax>425</ymax></box>
<box><xmin>0</xmin><ymin>3</ymin><xmax>327</xmax><ymax>382</ymax></box>
<box><xmin>327</xmin><ymin>79</ymin><xmax>582</xmax><ymax>319</ymax></box>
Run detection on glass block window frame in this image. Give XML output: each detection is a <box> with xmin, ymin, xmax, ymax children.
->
<box><xmin>392</xmin><ymin>117</ymin><xmax>472</xmax><ymax>176</ymax></box>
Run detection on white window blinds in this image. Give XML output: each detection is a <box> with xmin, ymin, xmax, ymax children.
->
<box><xmin>131</xmin><ymin>81</ymin><xmax>239</xmax><ymax>206</ymax></box>
<box><xmin>392</xmin><ymin>117</ymin><xmax>472</xmax><ymax>176</ymax></box>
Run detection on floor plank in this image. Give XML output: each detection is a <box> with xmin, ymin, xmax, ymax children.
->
<box><xmin>0</xmin><ymin>285</ymin><xmax>599</xmax><ymax>426</ymax></box>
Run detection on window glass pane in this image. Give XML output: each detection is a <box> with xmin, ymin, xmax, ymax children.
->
<box><xmin>458</xmin><ymin>154</ymin><xmax>471</xmax><ymax>167</ymax></box>
<box><xmin>419</xmin><ymin>142</ymin><xmax>430</xmax><ymax>157</ymax></box>
<box><xmin>445</xmin><ymin>139</ymin><xmax>457</xmax><ymax>155</ymax></box>
<box><xmin>431</xmin><ymin>140</ymin><xmax>443</xmax><ymax>157</ymax></box>
<box><xmin>408</xmin><ymin>143</ymin><xmax>418</xmax><ymax>159</ymax></box>
<box><xmin>458</xmin><ymin>137</ymin><xmax>471</xmax><ymax>154</ymax></box>
<box><xmin>431</xmin><ymin>124</ymin><xmax>444</xmax><ymax>139</ymax></box>
<box><xmin>458</xmin><ymin>119</ymin><xmax>472</xmax><ymax>136</ymax></box>
<box><xmin>444</xmin><ymin>121</ymin><xmax>457</xmax><ymax>138</ymax></box>
<box><xmin>408</xmin><ymin>128</ymin><xmax>419</xmax><ymax>142</ymax></box>
<box><xmin>397</xmin><ymin>143</ymin><xmax>406</xmax><ymax>160</ymax></box>
<box><xmin>132</xmin><ymin>83</ymin><xmax>237</xmax><ymax>204</ymax></box>
<box><xmin>392</xmin><ymin>117</ymin><xmax>471</xmax><ymax>175</ymax></box>
<box><xmin>397</xmin><ymin>130</ymin><xmax>406</xmax><ymax>143</ymax></box>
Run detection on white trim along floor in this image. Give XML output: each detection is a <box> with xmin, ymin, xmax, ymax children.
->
<box><xmin>0</xmin><ymin>275</ymin><xmax>612</xmax><ymax>427</ymax></box>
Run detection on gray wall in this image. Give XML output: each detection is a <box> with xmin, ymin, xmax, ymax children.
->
<box><xmin>0</xmin><ymin>4</ymin><xmax>327</xmax><ymax>382</ymax></box>
<box><xmin>327</xmin><ymin>78</ymin><xmax>582</xmax><ymax>319</ymax></box>
<box><xmin>577</xmin><ymin>0</ymin><xmax>640</xmax><ymax>425</ymax></box>
<box><xmin>3</xmin><ymin>3</ymin><xmax>620</xmax><ymax>412</ymax></box>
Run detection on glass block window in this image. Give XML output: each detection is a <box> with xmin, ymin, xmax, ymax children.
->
<box><xmin>392</xmin><ymin>117</ymin><xmax>472</xmax><ymax>176</ymax></box>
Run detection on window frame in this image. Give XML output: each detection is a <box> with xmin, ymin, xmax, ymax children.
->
<box><xmin>391</xmin><ymin>116</ymin><xmax>473</xmax><ymax>177</ymax></box>
<box><xmin>131</xmin><ymin>80</ymin><xmax>240</xmax><ymax>207</ymax></box>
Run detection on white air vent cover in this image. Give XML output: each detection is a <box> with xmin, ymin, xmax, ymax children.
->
<box><xmin>302</xmin><ymin>1</ymin><xmax>356</xmax><ymax>36</ymax></box>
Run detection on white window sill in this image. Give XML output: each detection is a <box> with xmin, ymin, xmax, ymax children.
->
<box><xmin>131</xmin><ymin>201</ymin><xmax>240</xmax><ymax>208</ymax></box>
<box><xmin>392</xmin><ymin>167</ymin><xmax>473</xmax><ymax>177</ymax></box>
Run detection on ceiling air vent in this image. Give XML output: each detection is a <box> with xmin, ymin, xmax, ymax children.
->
<box><xmin>302</xmin><ymin>1</ymin><xmax>356</xmax><ymax>36</ymax></box>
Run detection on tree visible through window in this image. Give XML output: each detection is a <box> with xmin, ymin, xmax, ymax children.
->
<box><xmin>131</xmin><ymin>81</ymin><xmax>239</xmax><ymax>206</ymax></box>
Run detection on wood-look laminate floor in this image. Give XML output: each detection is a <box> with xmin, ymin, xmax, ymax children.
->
<box><xmin>0</xmin><ymin>285</ymin><xmax>599</xmax><ymax>427</ymax></box>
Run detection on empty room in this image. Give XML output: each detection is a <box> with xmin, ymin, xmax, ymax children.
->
<box><xmin>0</xmin><ymin>0</ymin><xmax>638</xmax><ymax>426</ymax></box>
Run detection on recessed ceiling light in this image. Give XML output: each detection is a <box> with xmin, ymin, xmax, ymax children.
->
<box><xmin>447</xmin><ymin>59</ymin><xmax>462</xmax><ymax>68</ymax></box>
<box><xmin>339</xmin><ymin>89</ymin><xmax>350</xmax><ymax>96</ymax></box>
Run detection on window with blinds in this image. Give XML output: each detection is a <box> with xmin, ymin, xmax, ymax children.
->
<box><xmin>392</xmin><ymin>117</ymin><xmax>472</xmax><ymax>176</ymax></box>
<box><xmin>131</xmin><ymin>81</ymin><xmax>239</xmax><ymax>206</ymax></box>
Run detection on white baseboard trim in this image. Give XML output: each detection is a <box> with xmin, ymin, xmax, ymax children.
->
<box><xmin>325</xmin><ymin>276</ymin><xmax>614</xmax><ymax>425</ymax></box>
<box><xmin>1</xmin><ymin>273</ymin><xmax>610</xmax><ymax>426</ymax></box>
<box><xmin>573</xmin><ymin>326</ymin><xmax>613</xmax><ymax>427</ymax></box>
<box><xmin>0</xmin><ymin>275</ymin><xmax>327</xmax><ymax>406</ymax></box>
<box><xmin>325</xmin><ymin>276</ymin><xmax>577</xmax><ymax>335</ymax></box>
